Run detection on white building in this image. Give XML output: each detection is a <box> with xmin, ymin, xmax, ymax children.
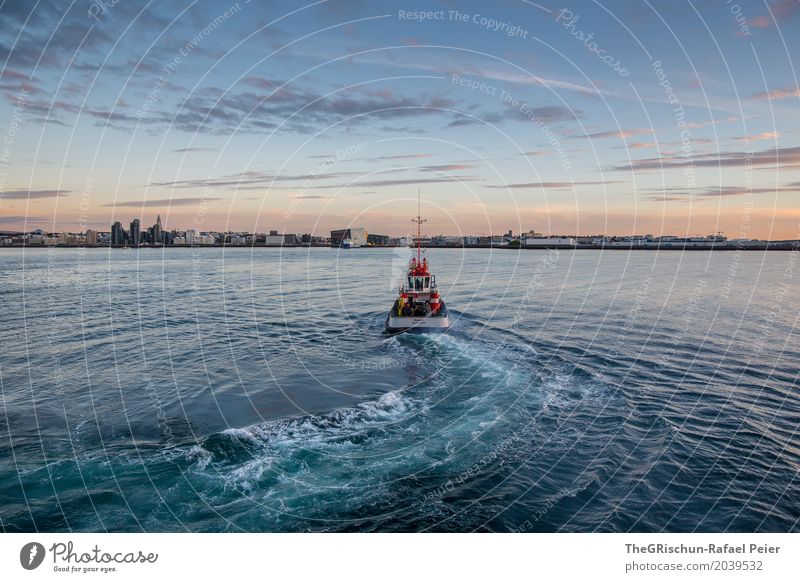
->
<box><xmin>185</xmin><ymin>228</ymin><xmax>198</xmax><ymax>245</ymax></box>
<box><xmin>525</xmin><ymin>237</ymin><xmax>576</xmax><ymax>247</ymax></box>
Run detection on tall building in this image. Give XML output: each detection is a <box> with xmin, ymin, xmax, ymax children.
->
<box><xmin>152</xmin><ymin>214</ymin><xmax>163</xmax><ymax>245</ymax></box>
<box><xmin>111</xmin><ymin>222</ymin><xmax>125</xmax><ymax>247</ymax></box>
<box><xmin>129</xmin><ymin>219</ymin><xmax>141</xmax><ymax>247</ymax></box>
<box><xmin>85</xmin><ymin>229</ymin><xmax>98</xmax><ymax>245</ymax></box>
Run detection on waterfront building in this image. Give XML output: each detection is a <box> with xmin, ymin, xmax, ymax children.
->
<box><xmin>525</xmin><ymin>237</ymin><xmax>576</xmax><ymax>247</ymax></box>
<box><xmin>367</xmin><ymin>233</ymin><xmax>389</xmax><ymax>246</ymax></box>
<box><xmin>264</xmin><ymin>234</ymin><xmax>284</xmax><ymax>246</ymax></box>
<box><xmin>152</xmin><ymin>214</ymin><xmax>163</xmax><ymax>245</ymax></box>
<box><xmin>185</xmin><ymin>228</ymin><xmax>198</xmax><ymax>245</ymax></box>
<box><xmin>129</xmin><ymin>219</ymin><xmax>141</xmax><ymax>246</ymax></box>
<box><xmin>330</xmin><ymin>227</ymin><xmax>366</xmax><ymax>247</ymax></box>
<box><xmin>111</xmin><ymin>221</ymin><xmax>126</xmax><ymax>246</ymax></box>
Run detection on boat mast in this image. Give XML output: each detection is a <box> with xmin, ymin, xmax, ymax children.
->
<box><xmin>412</xmin><ymin>188</ymin><xmax>426</xmax><ymax>264</ymax></box>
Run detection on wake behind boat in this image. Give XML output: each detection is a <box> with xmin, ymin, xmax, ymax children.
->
<box><xmin>385</xmin><ymin>194</ymin><xmax>451</xmax><ymax>334</ymax></box>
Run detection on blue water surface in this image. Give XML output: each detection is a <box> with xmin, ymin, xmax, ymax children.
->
<box><xmin>0</xmin><ymin>247</ymin><xmax>798</xmax><ymax>532</ymax></box>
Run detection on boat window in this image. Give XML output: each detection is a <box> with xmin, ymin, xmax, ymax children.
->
<box><xmin>408</xmin><ymin>276</ymin><xmax>413</xmax><ymax>289</ymax></box>
<box><xmin>415</xmin><ymin>277</ymin><xmax>422</xmax><ymax>290</ymax></box>
<box><xmin>424</xmin><ymin>277</ymin><xmax>430</xmax><ymax>288</ymax></box>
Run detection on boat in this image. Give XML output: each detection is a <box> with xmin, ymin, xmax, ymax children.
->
<box><xmin>341</xmin><ymin>238</ymin><xmax>352</xmax><ymax>249</ymax></box>
<box><xmin>384</xmin><ymin>193</ymin><xmax>452</xmax><ymax>334</ymax></box>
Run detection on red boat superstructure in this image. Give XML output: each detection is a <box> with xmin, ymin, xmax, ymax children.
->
<box><xmin>385</xmin><ymin>194</ymin><xmax>451</xmax><ymax>333</ymax></box>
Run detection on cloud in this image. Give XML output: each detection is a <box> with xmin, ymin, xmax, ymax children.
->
<box><xmin>449</xmin><ymin>105</ymin><xmax>580</xmax><ymax>128</ymax></box>
<box><xmin>750</xmin><ymin>0</ymin><xmax>799</xmax><ymax>28</ymax></box>
<box><xmin>150</xmin><ymin>163</ymin><xmax>474</xmax><ymax>191</ymax></box>
<box><xmin>751</xmin><ymin>87</ymin><xmax>800</xmax><ymax>101</ymax></box>
<box><xmin>149</xmin><ymin>169</ymin><xmax>364</xmax><ymax>190</ymax></box>
<box><xmin>173</xmin><ymin>147</ymin><xmax>217</xmax><ymax>153</ymax></box>
<box><xmin>164</xmin><ymin>85</ymin><xmax>459</xmax><ymax>135</ymax></box>
<box><xmin>0</xmin><ymin>215</ymin><xmax>48</xmax><ymax>225</ymax></box>
<box><xmin>486</xmin><ymin>180</ymin><xmax>622</xmax><ymax>189</ymax></box>
<box><xmin>367</xmin><ymin>153</ymin><xmax>434</xmax><ymax>161</ymax></box>
<box><xmin>506</xmin><ymin>105</ymin><xmax>581</xmax><ymax>123</ymax></box>
<box><xmin>104</xmin><ymin>197</ymin><xmax>222</xmax><ymax>207</ymax></box>
<box><xmin>626</xmin><ymin>142</ymin><xmax>658</xmax><ymax>149</ymax></box>
<box><xmin>2</xmin><ymin>189</ymin><xmax>69</xmax><ymax>199</ymax></box>
<box><xmin>613</xmin><ymin>145</ymin><xmax>800</xmax><ymax>172</ymax></box>
<box><xmin>568</xmin><ymin>128</ymin><xmax>652</xmax><ymax>140</ymax></box>
<box><xmin>734</xmin><ymin>131</ymin><xmax>780</xmax><ymax>142</ymax></box>
<box><xmin>684</xmin><ymin>114</ymin><xmax>757</xmax><ymax>129</ymax></box>
<box><xmin>418</xmin><ymin>164</ymin><xmax>474</xmax><ymax>172</ymax></box>
<box><xmin>646</xmin><ymin>184</ymin><xmax>800</xmax><ymax>201</ymax></box>
<box><xmin>327</xmin><ymin>176</ymin><xmax>481</xmax><ymax>188</ymax></box>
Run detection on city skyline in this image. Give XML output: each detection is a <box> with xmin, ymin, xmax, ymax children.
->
<box><xmin>1</xmin><ymin>1</ymin><xmax>799</xmax><ymax>238</ymax></box>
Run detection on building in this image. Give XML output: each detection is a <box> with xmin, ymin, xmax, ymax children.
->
<box><xmin>152</xmin><ymin>214</ymin><xmax>163</xmax><ymax>245</ymax></box>
<box><xmin>85</xmin><ymin>229</ymin><xmax>98</xmax><ymax>245</ymax></box>
<box><xmin>185</xmin><ymin>228</ymin><xmax>198</xmax><ymax>245</ymax></box>
<box><xmin>330</xmin><ymin>227</ymin><xmax>366</xmax><ymax>247</ymax></box>
<box><xmin>367</xmin><ymin>233</ymin><xmax>389</xmax><ymax>246</ymax></box>
<box><xmin>264</xmin><ymin>234</ymin><xmax>284</xmax><ymax>246</ymax></box>
<box><xmin>525</xmin><ymin>237</ymin><xmax>576</xmax><ymax>248</ymax></box>
<box><xmin>129</xmin><ymin>219</ymin><xmax>140</xmax><ymax>246</ymax></box>
<box><xmin>111</xmin><ymin>221</ymin><xmax>126</xmax><ymax>246</ymax></box>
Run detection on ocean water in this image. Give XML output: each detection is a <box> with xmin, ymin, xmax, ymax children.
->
<box><xmin>0</xmin><ymin>247</ymin><xmax>798</xmax><ymax>532</ymax></box>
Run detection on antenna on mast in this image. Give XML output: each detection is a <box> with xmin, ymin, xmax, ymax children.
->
<box><xmin>411</xmin><ymin>188</ymin><xmax>427</xmax><ymax>263</ymax></box>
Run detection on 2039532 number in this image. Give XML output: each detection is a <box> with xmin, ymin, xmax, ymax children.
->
<box><xmin>712</xmin><ymin>560</ymin><xmax>763</xmax><ymax>571</ymax></box>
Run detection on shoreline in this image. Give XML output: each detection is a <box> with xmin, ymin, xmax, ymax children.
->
<box><xmin>1</xmin><ymin>243</ymin><xmax>797</xmax><ymax>251</ymax></box>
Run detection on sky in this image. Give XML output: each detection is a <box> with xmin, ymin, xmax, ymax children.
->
<box><xmin>0</xmin><ymin>0</ymin><xmax>798</xmax><ymax>239</ymax></box>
